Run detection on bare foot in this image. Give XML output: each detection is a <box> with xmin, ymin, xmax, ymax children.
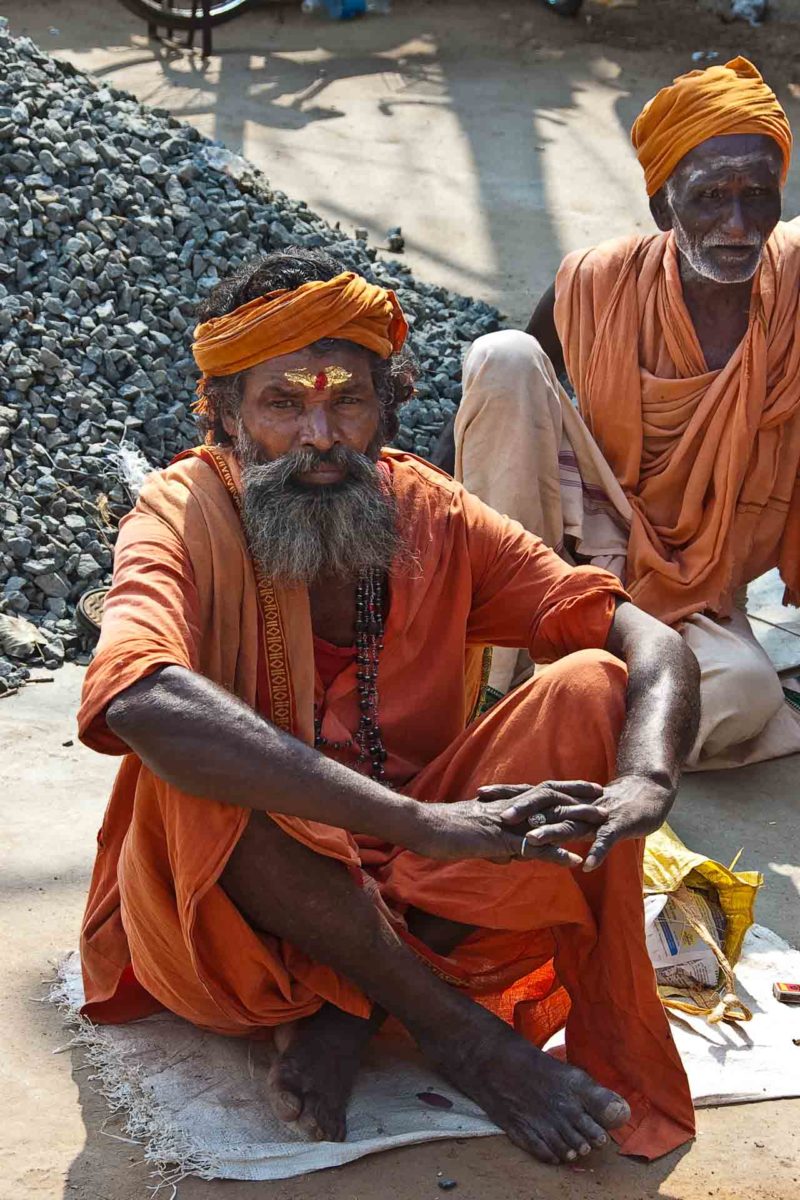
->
<box><xmin>263</xmin><ymin>1005</ymin><xmax>375</xmax><ymax>1141</ymax></box>
<box><xmin>418</xmin><ymin>1002</ymin><xmax>631</xmax><ymax>1165</ymax></box>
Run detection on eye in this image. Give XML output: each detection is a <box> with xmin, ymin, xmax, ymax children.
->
<box><xmin>269</xmin><ymin>398</ymin><xmax>299</xmax><ymax>410</ymax></box>
<box><xmin>745</xmin><ymin>186</ymin><xmax>769</xmax><ymax>198</ymax></box>
<box><xmin>335</xmin><ymin>395</ymin><xmax>362</xmax><ymax>406</ymax></box>
<box><xmin>698</xmin><ymin>188</ymin><xmax>723</xmax><ymax>201</ymax></box>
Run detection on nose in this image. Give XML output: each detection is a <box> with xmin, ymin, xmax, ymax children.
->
<box><xmin>299</xmin><ymin>405</ymin><xmax>336</xmax><ymax>452</ymax></box>
<box><xmin>721</xmin><ymin>197</ymin><xmax>746</xmax><ymax>240</ymax></box>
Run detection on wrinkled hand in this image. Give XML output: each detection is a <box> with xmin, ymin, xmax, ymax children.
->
<box><xmin>519</xmin><ymin>773</ymin><xmax>676</xmax><ymax>872</ymax></box>
<box><xmin>411</xmin><ymin>780</ymin><xmax>607</xmax><ymax>866</ymax></box>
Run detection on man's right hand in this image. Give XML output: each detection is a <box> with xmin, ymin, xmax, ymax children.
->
<box><xmin>408</xmin><ymin>781</ymin><xmax>606</xmax><ymax>866</ymax></box>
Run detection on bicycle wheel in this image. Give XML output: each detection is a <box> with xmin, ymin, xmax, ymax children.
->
<box><xmin>541</xmin><ymin>0</ymin><xmax>584</xmax><ymax>15</ymax></box>
<box><xmin>117</xmin><ymin>0</ymin><xmax>255</xmax><ymax>30</ymax></box>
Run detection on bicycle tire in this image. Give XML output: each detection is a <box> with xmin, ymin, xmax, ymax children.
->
<box><xmin>117</xmin><ymin>0</ymin><xmax>255</xmax><ymax>30</ymax></box>
<box><xmin>541</xmin><ymin>0</ymin><xmax>584</xmax><ymax>15</ymax></box>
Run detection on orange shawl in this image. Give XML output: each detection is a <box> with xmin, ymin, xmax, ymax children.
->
<box><xmin>555</xmin><ymin>223</ymin><xmax>800</xmax><ymax>625</ymax></box>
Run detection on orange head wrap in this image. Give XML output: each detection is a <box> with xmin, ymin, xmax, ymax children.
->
<box><xmin>191</xmin><ymin>271</ymin><xmax>408</xmax><ymax>414</ymax></box>
<box><xmin>631</xmin><ymin>56</ymin><xmax>792</xmax><ymax>198</ymax></box>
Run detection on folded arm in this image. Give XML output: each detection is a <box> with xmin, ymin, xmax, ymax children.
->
<box><xmin>517</xmin><ymin>599</ymin><xmax>700</xmax><ymax>870</ymax></box>
<box><xmin>525</xmin><ymin>282</ymin><xmax>565</xmax><ymax>378</ymax></box>
<box><xmin>105</xmin><ymin>664</ymin><xmax>592</xmax><ymax>865</ymax></box>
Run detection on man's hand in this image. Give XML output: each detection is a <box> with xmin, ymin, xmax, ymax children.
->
<box><xmin>410</xmin><ymin>780</ymin><xmax>607</xmax><ymax>866</ymax></box>
<box><xmin>519</xmin><ymin>773</ymin><xmax>676</xmax><ymax>872</ymax></box>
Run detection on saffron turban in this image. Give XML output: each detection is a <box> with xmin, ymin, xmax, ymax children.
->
<box><xmin>631</xmin><ymin>56</ymin><xmax>792</xmax><ymax>197</ymax></box>
<box><xmin>192</xmin><ymin>271</ymin><xmax>408</xmax><ymax>379</ymax></box>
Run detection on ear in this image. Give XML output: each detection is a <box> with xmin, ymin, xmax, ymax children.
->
<box><xmin>649</xmin><ymin>187</ymin><xmax>673</xmax><ymax>233</ymax></box>
<box><xmin>220</xmin><ymin>372</ymin><xmax>246</xmax><ymax>441</ymax></box>
<box><xmin>221</xmin><ymin>406</ymin><xmax>238</xmax><ymax>440</ymax></box>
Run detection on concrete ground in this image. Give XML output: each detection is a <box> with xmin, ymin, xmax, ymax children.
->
<box><xmin>2</xmin><ymin>1</ymin><xmax>800</xmax><ymax>1198</ymax></box>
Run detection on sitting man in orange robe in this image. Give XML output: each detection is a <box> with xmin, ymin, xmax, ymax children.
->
<box><xmin>439</xmin><ymin>58</ymin><xmax>800</xmax><ymax>769</ymax></box>
<box><xmin>78</xmin><ymin>247</ymin><xmax>699</xmax><ymax>1165</ymax></box>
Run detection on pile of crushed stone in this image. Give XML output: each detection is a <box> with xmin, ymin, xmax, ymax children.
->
<box><xmin>0</xmin><ymin>21</ymin><xmax>502</xmax><ymax>693</ymax></box>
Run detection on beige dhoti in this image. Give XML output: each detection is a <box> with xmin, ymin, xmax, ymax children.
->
<box><xmin>455</xmin><ymin>330</ymin><xmax>800</xmax><ymax>770</ymax></box>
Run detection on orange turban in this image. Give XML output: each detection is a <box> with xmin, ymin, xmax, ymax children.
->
<box><xmin>192</xmin><ymin>271</ymin><xmax>408</xmax><ymax>382</ymax></box>
<box><xmin>631</xmin><ymin>56</ymin><xmax>792</xmax><ymax>197</ymax></box>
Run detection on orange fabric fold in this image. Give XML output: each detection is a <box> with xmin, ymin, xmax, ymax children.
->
<box><xmin>555</xmin><ymin>224</ymin><xmax>800</xmax><ymax>624</ymax></box>
<box><xmin>631</xmin><ymin>56</ymin><xmax>792</xmax><ymax>197</ymax></box>
<box><xmin>77</xmin><ymin>447</ymin><xmax>693</xmax><ymax>1160</ymax></box>
<box><xmin>192</xmin><ymin>272</ymin><xmax>408</xmax><ymax>381</ymax></box>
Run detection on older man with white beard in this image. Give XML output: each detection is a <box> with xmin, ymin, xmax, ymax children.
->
<box><xmin>77</xmin><ymin>247</ymin><xmax>699</xmax><ymax>1166</ymax></box>
<box><xmin>438</xmin><ymin>56</ymin><xmax>800</xmax><ymax>770</ymax></box>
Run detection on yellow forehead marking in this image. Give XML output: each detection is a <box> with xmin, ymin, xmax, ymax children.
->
<box><xmin>283</xmin><ymin>368</ymin><xmax>318</xmax><ymax>388</ymax></box>
<box><xmin>283</xmin><ymin>366</ymin><xmax>354</xmax><ymax>390</ymax></box>
<box><xmin>324</xmin><ymin>366</ymin><xmax>355</xmax><ymax>387</ymax></box>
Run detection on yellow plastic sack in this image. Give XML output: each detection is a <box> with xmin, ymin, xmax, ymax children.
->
<box><xmin>643</xmin><ymin>824</ymin><xmax>762</xmax><ymax>1024</ymax></box>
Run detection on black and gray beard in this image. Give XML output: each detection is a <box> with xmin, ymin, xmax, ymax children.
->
<box><xmin>237</xmin><ymin>431</ymin><xmax>401</xmax><ymax>586</ymax></box>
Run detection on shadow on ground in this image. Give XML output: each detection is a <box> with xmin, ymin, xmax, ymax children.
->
<box><xmin>14</xmin><ymin>0</ymin><xmax>800</xmax><ymax>322</ymax></box>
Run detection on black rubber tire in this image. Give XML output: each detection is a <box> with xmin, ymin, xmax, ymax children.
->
<box><xmin>117</xmin><ymin>0</ymin><xmax>255</xmax><ymax>30</ymax></box>
<box><xmin>541</xmin><ymin>0</ymin><xmax>584</xmax><ymax>15</ymax></box>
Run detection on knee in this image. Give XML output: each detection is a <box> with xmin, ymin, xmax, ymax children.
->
<box><xmin>701</xmin><ymin>647</ymin><xmax>783</xmax><ymax>731</ymax></box>
<box><xmin>459</xmin><ymin>331</ymin><xmax>559</xmax><ymax>440</ymax></box>
<box><xmin>547</xmin><ymin>648</ymin><xmax>627</xmax><ymax>693</ymax></box>
<box><xmin>530</xmin><ymin>649</ymin><xmax>627</xmax><ymax>728</ymax></box>
<box><xmin>506</xmin><ymin>649</ymin><xmax>626</xmax><ymax>780</ymax></box>
<box><xmin>464</xmin><ymin>329</ymin><xmax>552</xmax><ymax>383</ymax></box>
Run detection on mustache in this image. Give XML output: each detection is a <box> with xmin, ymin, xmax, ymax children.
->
<box><xmin>700</xmin><ymin>234</ymin><xmax>763</xmax><ymax>249</ymax></box>
<box><xmin>237</xmin><ymin>436</ymin><xmax>380</xmax><ymax>489</ymax></box>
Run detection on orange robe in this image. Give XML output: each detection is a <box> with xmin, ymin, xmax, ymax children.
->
<box><xmin>78</xmin><ymin>447</ymin><xmax>694</xmax><ymax>1160</ymax></box>
<box><xmin>555</xmin><ymin>224</ymin><xmax>800</xmax><ymax>626</ymax></box>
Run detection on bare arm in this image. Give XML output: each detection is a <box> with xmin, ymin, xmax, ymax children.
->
<box><xmin>525</xmin><ymin>282</ymin><xmax>565</xmax><ymax>378</ymax></box>
<box><xmin>106</xmin><ymin>665</ymin><xmax>605</xmax><ymax>864</ymax></box>
<box><xmin>429</xmin><ymin>415</ymin><xmax>456</xmax><ymax>473</ymax></box>
<box><xmin>604</xmin><ymin>600</ymin><xmax>700</xmax><ymax>791</ymax></box>
<box><xmin>512</xmin><ymin>600</ymin><xmax>700</xmax><ymax>870</ymax></box>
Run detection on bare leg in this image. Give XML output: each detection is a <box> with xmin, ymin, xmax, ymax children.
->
<box><xmin>221</xmin><ymin>813</ymin><xmax>629</xmax><ymax>1159</ymax></box>
<box><xmin>254</xmin><ymin>909</ymin><xmax>469</xmax><ymax>1143</ymax></box>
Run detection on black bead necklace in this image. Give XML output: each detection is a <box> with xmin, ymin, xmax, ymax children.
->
<box><xmin>314</xmin><ymin>567</ymin><xmax>389</xmax><ymax>783</ymax></box>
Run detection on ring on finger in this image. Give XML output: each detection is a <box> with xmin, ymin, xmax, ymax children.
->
<box><xmin>527</xmin><ymin>812</ymin><xmax>547</xmax><ymax>829</ymax></box>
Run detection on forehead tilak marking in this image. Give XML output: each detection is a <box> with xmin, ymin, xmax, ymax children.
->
<box><xmin>679</xmin><ymin>151</ymin><xmax>782</xmax><ymax>187</ymax></box>
<box><xmin>283</xmin><ymin>366</ymin><xmax>355</xmax><ymax>390</ymax></box>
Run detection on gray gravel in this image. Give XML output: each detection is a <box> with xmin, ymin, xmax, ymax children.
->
<box><xmin>0</xmin><ymin>22</ymin><xmax>502</xmax><ymax>691</ymax></box>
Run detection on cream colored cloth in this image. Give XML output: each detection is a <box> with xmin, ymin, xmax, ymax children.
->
<box><xmin>456</xmin><ymin>331</ymin><xmax>631</xmax><ymax>692</ymax></box>
<box><xmin>681</xmin><ymin>608</ymin><xmax>799</xmax><ymax>770</ymax></box>
<box><xmin>455</xmin><ymin>330</ymin><xmax>800</xmax><ymax>768</ymax></box>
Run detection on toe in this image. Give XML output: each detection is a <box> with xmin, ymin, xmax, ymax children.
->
<box><xmin>586</xmin><ymin>1086</ymin><xmax>631</xmax><ymax>1130</ymax></box>
<box><xmin>506</xmin><ymin>1126</ymin><xmax>560</xmax><ymax>1165</ymax></box>
<box><xmin>301</xmin><ymin>1092</ymin><xmax>347</xmax><ymax>1143</ymax></box>
<box><xmin>576</xmin><ymin>1112</ymin><xmax>608</xmax><ymax>1148</ymax></box>
<box><xmin>555</xmin><ymin>1116</ymin><xmax>591</xmax><ymax>1157</ymax></box>
<box><xmin>266</xmin><ymin>1060</ymin><xmax>304</xmax><ymax>1123</ymax></box>
<box><xmin>538</xmin><ymin>1125</ymin><xmax>578</xmax><ymax>1163</ymax></box>
<box><xmin>270</xmin><ymin>1084</ymin><xmax>303</xmax><ymax>1123</ymax></box>
<box><xmin>296</xmin><ymin>1106</ymin><xmax>331</xmax><ymax>1142</ymax></box>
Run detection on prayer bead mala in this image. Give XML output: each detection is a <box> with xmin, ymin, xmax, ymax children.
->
<box><xmin>314</xmin><ymin>568</ymin><xmax>389</xmax><ymax>783</ymax></box>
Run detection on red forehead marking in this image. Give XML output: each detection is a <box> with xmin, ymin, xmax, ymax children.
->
<box><xmin>313</xmin><ymin>370</ymin><xmax>327</xmax><ymax>391</ymax></box>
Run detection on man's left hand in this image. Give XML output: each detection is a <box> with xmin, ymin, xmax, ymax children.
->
<box><xmin>507</xmin><ymin>774</ymin><xmax>676</xmax><ymax>872</ymax></box>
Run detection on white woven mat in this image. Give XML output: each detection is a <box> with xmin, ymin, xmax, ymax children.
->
<box><xmin>51</xmin><ymin>924</ymin><xmax>800</xmax><ymax>1182</ymax></box>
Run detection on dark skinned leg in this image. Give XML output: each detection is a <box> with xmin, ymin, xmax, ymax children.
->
<box><xmin>224</xmin><ymin>813</ymin><xmax>473</xmax><ymax>1143</ymax></box>
<box><xmin>264</xmin><ymin>907</ymin><xmax>473</xmax><ymax>1140</ymax></box>
<box><xmin>220</xmin><ymin>813</ymin><xmax>628</xmax><ymax>1159</ymax></box>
